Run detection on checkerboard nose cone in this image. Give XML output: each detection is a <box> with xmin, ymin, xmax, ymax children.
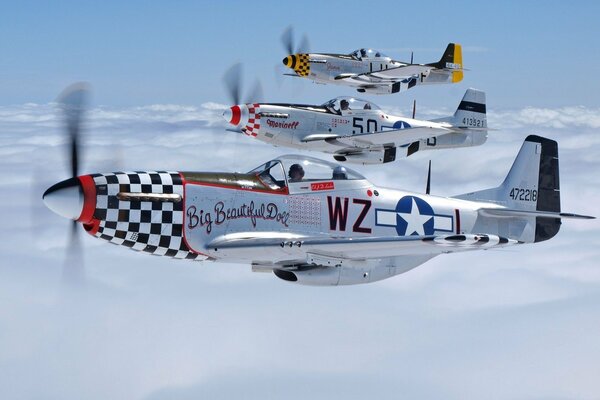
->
<box><xmin>42</xmin><ymin>177</ymin><xmax>83</xmax><ymax>220</ymax></box>
<box><xmin>283</xmin><ymin>56</ymin><xmax>291</xmax><ymax>67</ymax></box>
<box><xmin>223</xmin><ymin>105</ymin><xmax>241</xmax><ymax>125</ymax></box>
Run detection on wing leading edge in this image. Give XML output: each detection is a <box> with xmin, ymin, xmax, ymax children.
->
<box><xmin>207</xmin><ymin>232</ymin><xmax>519</xmax><ymax>260</ymax></box>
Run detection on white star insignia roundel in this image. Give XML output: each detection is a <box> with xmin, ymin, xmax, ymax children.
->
<box><xmin>397</xmin><ymin>198</ymin><xmax>433</xmax><ymax>236</ymax></box>
<box><xmin>375</xmin><ymin>196</ymin><xmax>453</xmax><ymax>236</ymax></box>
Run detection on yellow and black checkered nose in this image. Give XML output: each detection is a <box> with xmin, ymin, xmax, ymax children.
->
<box><xmin>282</xmin><ymin>53</ymin><xmax>310</xmax><ymax>77</ymax></box>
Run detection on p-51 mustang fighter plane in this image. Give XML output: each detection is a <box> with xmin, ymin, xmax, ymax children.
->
<box><xmin>223</xmin><ymin>88</ymin><xmax>488</xmax><ymax>164</ymax></box>
<box><xmin>282</xmin><ymin>42</ymin><xmax>463</xmax><ymax>95</ymax></box>
<box><xmin>44</xmin><ymin>133</ymin><xmax>594</xmax><ymax>286</ymax></box>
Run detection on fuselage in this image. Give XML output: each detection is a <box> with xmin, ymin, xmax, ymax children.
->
<box><xmin>41</xmin><ymin>135</ymin><xmax>592</xmax><ymax>286</ymax></box>
<box><xmin>183</xmin><ymin>176</ymin><xmax>483</xmax><ymax>264</ymax></box>
<box><xmin>43</xmin><ymin>156</ymin><xmax>505</xmax><ymax>266</ymax></box>
<box><xmin>283</xmin><ymin>52</ymin><xmax>407</xmax><ymax>84</ymax></box>
<box><xmin>223</xmin><ymin>100</ymin><xmax>452</xmax><ymax>155</ymax></box>
<box><xmin>281</xmin><ymin>45</ymin><xmax>463</xmax><ymax>94</ymax></box>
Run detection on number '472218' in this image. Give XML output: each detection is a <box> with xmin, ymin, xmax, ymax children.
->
<box><xmin>509</xmin><ymin>187</ymin><xmax>537</xmax><ymax>202</ymax></box>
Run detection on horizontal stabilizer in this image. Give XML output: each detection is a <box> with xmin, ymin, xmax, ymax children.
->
<box><xmin>480</xmin><ymin>208</ymin><xmax>595</xmax><ymax>220</ymax></box>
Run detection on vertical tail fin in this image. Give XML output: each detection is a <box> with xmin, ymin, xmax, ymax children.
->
<box><xmin>455</xmin><ymin>135</ymin><xmax>561</xmax><ymax>242</ymax></box>
<box><xmin>428</xmin><ymin>43</ymin><xmax>463</xmax><ymax>83</ymax></box>
<box><xmin>456</xmin><ymin>135</ymin><xmax>560</xmax><ymax>212</ymax></box>
<box><xmin>496</xmin><ymin>135</ymin><xmax>560</xmax><ymax>213</ymax></box>
<box><xmin>452</xmin><ymin>88</ymin><xmax>487</xmax><ymax>129</ymax></box>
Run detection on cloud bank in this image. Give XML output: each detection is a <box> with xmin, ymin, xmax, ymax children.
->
<box><xmin>0</xmin><ymin>101</ymin><xmax>599</xmax><ymax>400</ymax></box>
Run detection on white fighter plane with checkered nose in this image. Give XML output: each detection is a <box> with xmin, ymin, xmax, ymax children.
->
<box><xmin>223</xmin><ymin>88</ymin><xmax>489</xmax><ymax>165</ymax></box>
<box><xmin>43</xmin><ymin>86</ymin><xmax>594</xmax><ymax>286</ymax></box>
<box><xmin>280</xmin><ymin>27</ymin><xmax>464</xmax><ymax>95</ymax></box>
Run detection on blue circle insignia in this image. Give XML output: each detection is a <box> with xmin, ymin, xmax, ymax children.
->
<box><xmin>395</xmin><ymin>196</ymin><xmax>435</xmax><ymax>236</ymax></box>
<box><xmin>392</xmin><ymin>120</ymin><xmax>411</xmax><ymax>130</ymax></box>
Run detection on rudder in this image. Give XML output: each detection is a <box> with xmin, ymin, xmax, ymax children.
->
<box><xmin>455</xmin><ymin>135</ymin><xmax>561</xmax><ymax>242</ymax></box>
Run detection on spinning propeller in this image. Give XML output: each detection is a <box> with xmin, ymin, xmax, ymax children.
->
<box><xmin>42</xmin><ymin>82</ymin><xmax>90</xmax><ymax>284</ymax></box>
<box><xmin>277</xmin><ymin>26</ymin><xmax>311</xmax><ymax>86</ymax></box>
<box><xmin>221</xmin><ymin>64</ymin><xmax>264</xmax><ymax>170</ymax></box>
<box><xmin>223</xmin><ymin>62</ymin><xmax>263</xmax><ymax>106</ymax></box>
<box><xmin>222</xmin><ymin>62</ymin><xmax>264</xmax><ymax>130</ymax></box>
<box><xmin>281</xmin><ymin>25</ymin><xmax>310</xmax><ymax>56</ymax></box>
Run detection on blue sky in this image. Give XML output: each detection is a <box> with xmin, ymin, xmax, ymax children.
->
<box><xmin>2</xmin><ymin>1</ymin><xmax>600</xmax><ymax>108</ymax></box>
<box><xmin>1</xmin><ymin>2</ymin><xmax>600</xmax><ymax>399</ymax></box>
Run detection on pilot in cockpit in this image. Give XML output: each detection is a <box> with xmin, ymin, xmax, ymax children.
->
<box><xmin>332</xmin><ymin>166</ymin><xmax>348</xmax><ymax>180</ymax></box>
<box><xmin>288</xmin><ymin>164</ymin><xmax>305</xmax><ymax>183</ymax></box>
<box><xmin>340</xmin><ymin>99</ymin><xmax>350</xmax><ymax>111</ymax></box>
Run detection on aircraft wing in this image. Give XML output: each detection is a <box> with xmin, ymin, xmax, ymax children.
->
<box><xmin>324</xmin><ymin>126</ymin><xmax>452</xmax><ymax>149</ymax></box>
<box><xmin>335</xmin><ymin>65</ymin><xmax>432</xmax><ymax>82</ymax></box>
<box><xmin>207</xmin><ymin>232</ymin><xmax>519</xmax><ymax>260</ymax></box>
<box><xmin>359</xmin><ymin>65</ymin><xmax>433</xmax><ymax>80</ymax></box>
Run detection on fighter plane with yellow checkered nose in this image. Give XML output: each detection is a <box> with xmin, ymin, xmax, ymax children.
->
<box><xmin>281</xmin><ymin>27</ymin><xmax>463</xmax><ymax>95</ymax></box>
<box><xmin>43</xmin><ymin>84</ymin><xmax>594</xmax><ymax>286</ymax></box>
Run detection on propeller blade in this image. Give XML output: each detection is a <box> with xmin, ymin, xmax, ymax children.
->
<box><xmin>245</xmin><ymin>79</ymin><xmax>264</xmax><ymax>104</ymax></box>
<box><xmin>223</xmin><ymin>62</ymin><xmax>243</xmax><ymax>105</ymax></box>
<box><xmin>426</xmin><ymin>160</ymin><xmax>431</xmax><ymax>195</ymax></box>
<box><xmin>55</xmin><ymin>83</ymin><xmax>90</xmax><ymax>287</ymax></box>
<box><xmin>62</xmin><ymin>219</ymin><xmax>84</xmax><ymax>286</ymax></box>
<box><xmin>57</xmin><ymin>82</ymin><xmax>89</xmax><ymax>178</ymax></box>
<box><xmin>412</xmin><ymin>99</ymin><xmax>416</xmax><ymax>119</ymax></box>
<box><xmin>70</xmin><ymin>130</ymin><xmax>79</xmax><ymax>178</ymax></box>
<box><xmin>297</xmin><ymin>34</ymin><xmax>310</xmax><ymax>54</ymax></box>
<box><xmin>281</xmin><ymin>25</ymin><xmax>294</xmax><ymax>55</ymax></box>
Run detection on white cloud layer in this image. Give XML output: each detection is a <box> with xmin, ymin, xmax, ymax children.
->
<box><xmin>0</xmin><ymin>102</ymin><xmax>599</xmax><ymax>400</ymax></box>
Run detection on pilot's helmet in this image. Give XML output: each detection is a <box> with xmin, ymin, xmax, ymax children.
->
<box><xmin>340</xmin><ymin>99</ymin><xmax>349</xmax><ymax>110</ymax></box>
<box><xmin>363</xmin><ymin>103</ymin><xmax>371</xmax><ymax>110</ymax></box>
<box><xmin>360</xmin><ymin>49</ymin><xmax>367</xmax><ymax>57</ymax></box>
<box><xmin>332</xmin><ymin>166</ymin><xmax>348</xmax><ymax>180</ymax></box>
<box><xmin>289</xmin><ymin>163</ymin><xmax>305</xmax><ymax>181</ymax></box>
